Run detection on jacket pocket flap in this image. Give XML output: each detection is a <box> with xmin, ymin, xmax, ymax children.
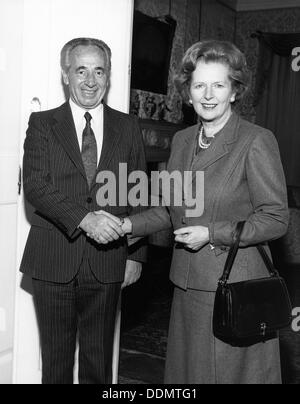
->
<box><xmin>31</xmin><ymin>213</ymin><xmax>54</xmax><ymax>230</ymax></box>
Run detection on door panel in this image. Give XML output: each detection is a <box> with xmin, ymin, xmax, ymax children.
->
<box><xmin>12</xmin><ymin>0</ymin><xmax>134</xmax><ymax>384</ymax></box>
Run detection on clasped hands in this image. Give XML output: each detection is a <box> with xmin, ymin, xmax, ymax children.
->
<box><xmin>79</xmin><ymin>210</ymin><xmax>130</xmax><ymax>244</ymax></box>
<box><xmin>79</xmin><ymin>211</ymin><xmax>210</xmax><ymax>252</ymax></box>
<box><xmin>79</xmin><ymin>211</ymin><xmax>140</xmax><ymax>289</ymax></box>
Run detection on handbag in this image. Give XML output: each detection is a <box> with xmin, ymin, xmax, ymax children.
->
<box><xmin>213</xmin><ymin>221</ymin><xmax>292</xmax><ymax>341</ymax></box>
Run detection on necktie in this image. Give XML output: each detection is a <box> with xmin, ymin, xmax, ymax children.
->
<box><xmin>82</xmin><ymin>112</ymin><xmax>98</xmax><ymax>188</ymax></box>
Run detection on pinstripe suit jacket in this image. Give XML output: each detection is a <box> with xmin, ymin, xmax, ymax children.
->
<box><xmin>20</xmin><ymin>102</ymin><xmax>147</xmax><ymax>283</ymax></box>
<box><xmin>130</xmin><ymin>112</ymin><xmax>289</xmax><ymax>291</ymax></box>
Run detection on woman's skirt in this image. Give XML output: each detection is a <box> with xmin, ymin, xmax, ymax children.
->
<box><xmin>164</xmin><ymin>286</ymin><xmax>282</xmax><ymax>384</ymax></box>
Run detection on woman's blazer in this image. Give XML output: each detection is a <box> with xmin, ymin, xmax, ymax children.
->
<box><xmin>130</xmin><ymin>112</ymin><xmax>289</xmax><ymax>291</ymax></box>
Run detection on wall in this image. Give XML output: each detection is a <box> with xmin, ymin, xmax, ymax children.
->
<box><xmin>200</xmin><ymin>0</ymin><xmax>236</xmax><ymax>42</ymax></box>
<box><xmin>131</xmin><ymin>0</ymin><xmax>201</xmax><ymax>123</ymax></box>
<box><xmin>235</xmin><ymin>7</ymin><xmax>300</xmax><ymax>121</ymax></box>
<box><xmin>0</xmin><ymin>0</ymin><xmax>24</xmax><ymax>384</ymax></box>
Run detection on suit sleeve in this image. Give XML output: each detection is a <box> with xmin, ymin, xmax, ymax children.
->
<box><xmin>209</xmin><ymin>130</ymin><xmax>289</xmax><ymax>247</ymax></box>
<box><xmin>23</xmin><ymin>113</ymin><xmax>89</xmax><ymax>239</ymax></box>
<box><xmin>125</xmin><ymin>118</ymin><xmax>149</xmax><ymax>263</ymax></box>
<box><xmin>129</xmin><ymin>128</ymin><xmax>176</xmax><ymax>237</ymax></box>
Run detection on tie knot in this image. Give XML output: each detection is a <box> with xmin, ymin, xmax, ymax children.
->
<box><xmin>84</xmin><ymin>112</ymin><xmax>92</xmax><ymax>124</ymax></box>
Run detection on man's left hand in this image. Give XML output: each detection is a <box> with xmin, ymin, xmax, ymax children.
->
<box><xmin>122</xmin><ymin>260</ymin><xmax>142</xmax><ymax>289</ymax></box>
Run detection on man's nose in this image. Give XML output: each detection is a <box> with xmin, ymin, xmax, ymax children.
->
<box><xmin>85</xmin><ymin>72</ymin><xmax>97</xmax><ymax>86</ymax></box>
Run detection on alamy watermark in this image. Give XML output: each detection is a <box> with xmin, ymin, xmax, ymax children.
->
<box><xmin>292</xmin><ymin>307</ymin><xmax>300</xmax><ymax>332</ymax></box>
<box><xmin>292</xmin><ymin>47</ymin><xmax>300</xmax><ymax>72</ymax></box>
<box><xmin>95</xmin><ymin>163</ymin><xmax>204</xmax><ymax>218</ymax></box>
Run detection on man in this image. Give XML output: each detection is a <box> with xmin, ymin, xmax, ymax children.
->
<box><xmin>20</xmin><ymin>38</ymin><xmax>147</xmax><ymax>384</ymax></box>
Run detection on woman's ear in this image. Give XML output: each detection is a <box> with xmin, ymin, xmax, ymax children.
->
<box><xmin>230</xmin><ymin>92</ymin><xmax>236</xmax><ymax>103</ymax></box>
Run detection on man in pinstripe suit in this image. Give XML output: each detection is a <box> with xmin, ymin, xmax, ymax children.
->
<box><xmin>20</xmin><ymin>38</ymin><xmax>147</xmax><ymax>384</ymax></box>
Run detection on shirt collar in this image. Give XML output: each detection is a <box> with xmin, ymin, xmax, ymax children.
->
<box><xmin>69</xmin><ymin>99</ymin><xmax>103</xmax><ymax>123</ymax></box>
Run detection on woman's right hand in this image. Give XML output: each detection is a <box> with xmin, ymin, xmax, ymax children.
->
<box><xmin>95</xmin><ymin>210</ymin><xmax>133</xmax><ymax>235</ymax></box>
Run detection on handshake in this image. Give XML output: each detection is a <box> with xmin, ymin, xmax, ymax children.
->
<box><xmin>79</xmin><ymin>210</ymin><xmax>132</xmax><ymax>245</ymax></box>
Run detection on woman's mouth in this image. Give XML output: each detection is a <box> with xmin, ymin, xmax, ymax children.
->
<box><xmin>202</xmin><ymin>104</ymin><xmax>218</xmax><ymax>110</ymax></box>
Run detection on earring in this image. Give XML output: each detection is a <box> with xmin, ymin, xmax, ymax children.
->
<box><xmin>189</xmin><ymin>99</ymin><xmax>193</xmax><ymax>105</ymax></box>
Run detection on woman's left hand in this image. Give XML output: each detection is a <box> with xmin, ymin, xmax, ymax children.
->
<box><xmin>174</xmin><ymin>226</ymin><xmax>210</xmax><ymax>251</ymax></box>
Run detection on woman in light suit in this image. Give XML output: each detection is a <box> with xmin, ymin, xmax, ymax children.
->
<box><xmin>122</xmin><ymin>41</ymin><xmax>289</xmax><ymax>384</ymax></box>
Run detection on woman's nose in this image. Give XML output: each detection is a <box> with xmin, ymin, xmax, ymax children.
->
<box><xmin>204</xmin><ymin>86</ymin><xmax>214</xmax><ymax>100</ymax></box>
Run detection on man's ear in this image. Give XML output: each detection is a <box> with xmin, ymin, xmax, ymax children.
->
<box><xmin>62</xmin><ymin>70</ymin><xmax>69</xmax><ymax>86</ymax></box>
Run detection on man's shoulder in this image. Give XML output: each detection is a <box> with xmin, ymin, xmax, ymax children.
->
<box><xmin>30</xmin><ymin>102</ymin><xmax>68</xmax><ymax>122</ymax></box>
<box><xmin>104</xmin><ymin>104</ymin><xmax>138</xmax><ymax>125</ymax></box>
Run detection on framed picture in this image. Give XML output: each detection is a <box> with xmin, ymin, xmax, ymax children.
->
<box><xmin>139</xmin><ymin>118</ymin><xmax>185</xmax><ymax>162</ymax></box>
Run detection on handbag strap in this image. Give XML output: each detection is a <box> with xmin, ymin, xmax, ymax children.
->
<box><xmin>219</xmin><ymin>221</ymin><xmax>279</xmax><ymax>285</ymax></box>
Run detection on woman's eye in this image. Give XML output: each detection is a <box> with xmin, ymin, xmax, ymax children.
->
<box><xmin>215</xmin><ymin>84</ymin><xmax>224</xmax><ymax>88</ymax></box>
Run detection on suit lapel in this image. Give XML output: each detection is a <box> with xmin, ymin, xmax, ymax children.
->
<box><xmin>192</xmin><ymin>111</ymin><xmax>240</xmax><ymax>171</ymax></box>
<box><xmin>183</xmin><ymin>112</ymin><xmax>240</xmax><ymax>194</ymax></box>
<box><xmin>182</xmin><ymin>124</ymin><xmax>200</xmax><ymax>173</ymax></box>
<box><xmin>192</xmin><ymin>132</ymin><xmax>229</xmax><ymax>171</ymax></box>
<box><xmin>52</xmin><ymin>102</ymin><xmax>86</xmax><ymax>179</ymax></box>
<box><xmin>90</xmin><ymin>104</ymin><xmax>122</xmax><ymax>189</ymax></box>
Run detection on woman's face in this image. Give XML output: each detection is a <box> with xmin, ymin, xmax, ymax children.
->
<box><xmin>189</xmin><ymin>60</ymin><xmax>236</xmax><ymax>124</ymax></box>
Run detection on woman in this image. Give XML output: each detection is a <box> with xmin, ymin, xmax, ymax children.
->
<box><xmin>123</xmin><ymin>41</ymin><xmax>289</xmax><ymax>384</ymax></box>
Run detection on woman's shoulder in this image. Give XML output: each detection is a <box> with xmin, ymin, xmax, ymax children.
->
<box><xmin>239</xmin><ymin>116</ymin><xmax>274</xmax><ymax>139</ymax></box>
<box><xmin>238</xmin><ymin>116</ymin><xmax>279</xmax><ymax>153</ymax></box>
<box><xmin>172</xmin><ymin>123</ymin><xmax>199</xmax><ymax>145</ymax></box>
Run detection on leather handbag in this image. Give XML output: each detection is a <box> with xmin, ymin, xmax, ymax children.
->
<box><xmin>213</xmin><ymin>221</ymin><xmax>292</xmax><ymax>341</ymax></box>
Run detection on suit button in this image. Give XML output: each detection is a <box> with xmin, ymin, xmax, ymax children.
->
<box><xmin>87</xmin><ymin>197</ymin><xmax>93</xmax><ymax>204</ymax></box>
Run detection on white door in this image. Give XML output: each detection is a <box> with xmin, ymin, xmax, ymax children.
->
<box><xmin>0</xmin><ymin>0</ymin><xmax>25</xmax><ymax>384</ymax></box>
<box><xmin>10</xmin><ymin>0</ymin><xmax>134</xmax><ymax>384</ymax></box>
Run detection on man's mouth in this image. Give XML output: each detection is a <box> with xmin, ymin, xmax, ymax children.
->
<box><xmin>82</xmin><ymin>89</ymin><xmax>97</xmax><ymax>96</ymax></box>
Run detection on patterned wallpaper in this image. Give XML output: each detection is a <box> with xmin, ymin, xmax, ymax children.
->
<box><xmin>131</xmin><ymin>3</ymin><xmax>300</xmax><ymax>124</ymax></box>
<box><xmin>131</xmin><ymin>0</ymin><xmax>201</xmax><ymax>123</ymax></box>
<box><xmin>200</xmin><ymin>0</ymin><xmax>236</xmax><ymax>42</ymax></box>
<box><xmin>235</xmin><ymin>7</ymin><xmax>300</xmax><ymax>121</ymax></box>
<box><xmin>131</xmin><ymin>0</ymin><xmax>237</xmax><ymax>123</ymax></box>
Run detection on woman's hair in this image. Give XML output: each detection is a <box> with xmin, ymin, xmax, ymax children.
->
<box><xmin>60</xmin><ymin>37</ymin><xmax>112</xmax><ymax>76</ymax></box>
<box><xmin>175</xmin><ymin>40</ymin><xmax>251</xmax><ymax>104</ymax></box>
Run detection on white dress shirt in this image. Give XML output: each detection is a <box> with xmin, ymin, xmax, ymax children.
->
<box><xmin>69</xmin><ymin>99</ymin><xmax>104</xmax><ymax>165</ymax></box>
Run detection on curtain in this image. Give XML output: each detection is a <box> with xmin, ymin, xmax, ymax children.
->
<box><xmin>254</xmin><ymin>32</ymin><xmax>300</xmax><ymax>187</ymax></box>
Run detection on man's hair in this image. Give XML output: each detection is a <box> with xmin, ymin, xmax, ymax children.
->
<box><xmin>60</xmin><ymin>37</ymin><xmax>112</xmax><ymax>75</ymax></box>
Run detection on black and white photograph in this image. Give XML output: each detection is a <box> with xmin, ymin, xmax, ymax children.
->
<box><xmin>0</xmin><ymin>0</ymin><xmax>300</xmax><ymax>387</ymax></box>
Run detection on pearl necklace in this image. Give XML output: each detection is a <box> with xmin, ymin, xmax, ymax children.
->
<box><xmin>199</xmin><ymin>126</ymin><xmax>215</xmax><ymax>149</ymax></box>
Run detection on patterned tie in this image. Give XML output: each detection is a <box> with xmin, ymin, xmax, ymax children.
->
<box><xmin>82</xmin><ymin>112</ymin><xmax>98</xmax><ymax>188</ymax></box>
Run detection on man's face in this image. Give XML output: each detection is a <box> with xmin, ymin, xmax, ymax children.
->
<box><xmin>62</xmin><ymin>45</ymin><xmax>109</xmax><ymax>109</ymax></box>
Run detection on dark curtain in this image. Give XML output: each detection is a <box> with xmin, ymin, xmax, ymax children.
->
<box><xmin>254</xmin><ymin>32</ymin><xmax>300</xmax><ymax>187</ymax></box>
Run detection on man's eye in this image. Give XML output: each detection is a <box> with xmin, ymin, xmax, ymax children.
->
<box><xmin>96</xmin><ymin>70</ymin><xmax>105</xmax><ymax>77</ymax></box>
